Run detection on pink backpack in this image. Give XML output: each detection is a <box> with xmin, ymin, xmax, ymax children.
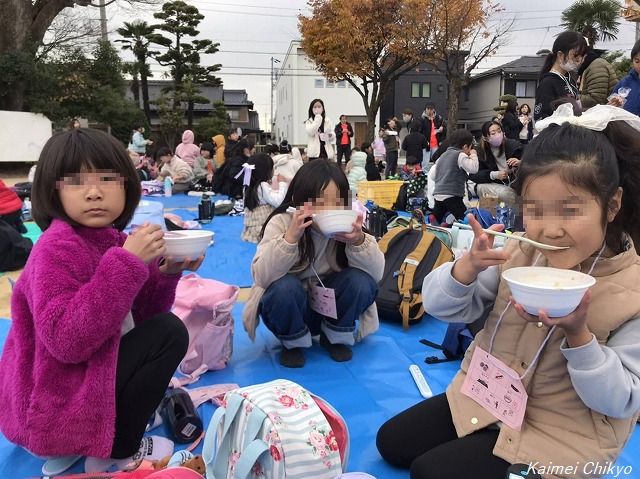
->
<box><xmin>172</xmin><ymin>273</ymin><xmax>239</xmax><ymax>386</ymax></box>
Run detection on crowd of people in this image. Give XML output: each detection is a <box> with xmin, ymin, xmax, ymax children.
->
<box><xmin>0</xmin><ymin>29</ymin><xmax>639</xmax><ymax>479</ymax></box>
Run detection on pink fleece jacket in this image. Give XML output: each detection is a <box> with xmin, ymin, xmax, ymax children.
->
<box><xmin>0</xmin><ymin>219</ymin><xmax>180</xmax><ymax>458</ymax></box>
<box><xmin>175</xmin><ymin>130</ymin><xmax>200</xmax><ymax>168</ymax></box>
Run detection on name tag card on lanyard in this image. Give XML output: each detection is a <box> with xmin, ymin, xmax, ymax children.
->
<box><xmin>308</xmin><ymin>265</ymin><xmax>338</xmax><ymax>319</ymax></box>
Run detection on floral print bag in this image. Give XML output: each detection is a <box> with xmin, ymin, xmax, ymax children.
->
<box><xmin>202</xmin><ymin>379</ymin><xmax>349</xmax><ymax>479</ymax></box>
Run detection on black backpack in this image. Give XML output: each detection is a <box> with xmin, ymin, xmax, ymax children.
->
<box><xmin>420</xmin><ymin>317</ymin><xmax>486</xmax><ymax>363</ymax></box>
<box><xmin>367</xmin><ymin>206</ymin><xmax>396</xmax><ymax>240</ymax></box>
<box><xmin>376</xmin><ymin>222</ymin><xmax>454</xmax><ymax>329</ymax></box>
<box><xmin>0</xmin><ymin>219</ymin><xmax>32</xmax><ymax>272</ymax></box>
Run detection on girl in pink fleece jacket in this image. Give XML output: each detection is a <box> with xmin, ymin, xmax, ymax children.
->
<box><xmin>0</xmin><ymin>129</ymin><xmax>204</xmax><ymax>475</ymax></box>
<box><xmin>175</xmin><ymin>129</ymin><xmax>201</xmax><ymax>168</ymax></box>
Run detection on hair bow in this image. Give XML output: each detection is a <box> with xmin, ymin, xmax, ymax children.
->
<box><xmin>535</xmin><ymin>103</ymin><xmax>640</xmax><ymax>134</ymax></box>
<box><xmin>234</xmin><ymin>163</ymin><xmax>255</xmax><ymax>186</ymax></box>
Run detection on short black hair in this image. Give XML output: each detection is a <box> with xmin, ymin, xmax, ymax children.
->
<box><xmin>227</xmin><ymin>128</ymin><xmax>239</xmax><ymax>137</ymax></box>
<box><xmin>279</xmin><ymin>140</ymin><xmax>292</xmax><ymax>154</ymax></box>
<box><xmin>449</xmin><ymin>129</ymin><xmax>474</xmax><ymax>149</ymax></box>
<box><xmin>200</xmin><ymin>142</ymin><xmax>215</xmax><ymax>156</ymax></box>
<box><xmin>361</xmin><ymin>142</ymin><xmax>372</xmax><ymax>151</ymax></box>
<box><xmin>32</xmin><ymin>128</ymin><xmax>141</xmax><ymax>231</ymax></box>
<box><xmin>632</xmin><ymin>39</ymin><xmax>640</xmax><ymax>60</ymax></box>
<box><xmin>155</xmin><ymin>147</ymin><xmax>172</xmax><ymax>161</ymax></box>
<box><xmin>406</xmin><ymin>156</ymin><xmax>420</xmax><ymax>165</ymax></box>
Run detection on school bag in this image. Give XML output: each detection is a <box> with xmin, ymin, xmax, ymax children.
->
<box><xmin>376</xmin><ymin>221</ymin><xmax>454</xmax><ymax>329</ymax></box>
<box><xmin>420</xmin><ymin>316</ymin><xmax>487</xmax><ymax>364</ymax></box>
<box><xmin>366</xmin><ymin>205</ymin><xmax>396</xmax><ymax>240</ymax></box>
<box><xmin>202</xmin><ymin>379</ymin><xmax>349</xmax><ymax>479</ymax></box>
<box><xmin>464</xmin><ymin>207</ymin><xmax>497</xmax><ymax>229</ymax></box>
<box><xmin>171</xmin><ymin>273</ymin><xmax>239</xmax><ymax>386</ymax></box>
<box><xmin>0</xmin><ymin>219</ymin><xmax>32</xmax><ymax>272</ymax></box>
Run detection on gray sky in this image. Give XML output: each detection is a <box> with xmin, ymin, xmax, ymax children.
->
<box><xmin>102</xmin><ymin>0</ymin><xmax>638</xmax><ymax>128</ymax></box>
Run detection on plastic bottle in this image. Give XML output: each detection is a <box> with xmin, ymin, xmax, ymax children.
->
<box><xmin>164</xmin><ymin>176</ymin><xmax>173</xmax><ymax>197</ymax></box>
<box><xmin>21</xmin><ymin>198</ymin><xmax>32</xmax><ymax>222</ymax></box>
<box><xmin>198</xmin><ymin>193</ymin><xmax>213</xmax><ymax>224</ymax></box>
<box><xmin>496</xmin><ymin>202</ymin><xmax>513</xmax><ymax>230</ymax></box>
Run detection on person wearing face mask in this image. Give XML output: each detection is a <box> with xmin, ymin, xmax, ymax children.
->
<box><xmin>534</xmin><ymin>31</ymin><xmax>587</xmax><ymax>121</ymax></box>
<box><xmin>305</xmin><ymin>99</ymin><xmax>335</xmax><ymax>161</ymax></box>
<box><xmin>469</xmin><ymin>120</ymin><xmax>523</xmax><ymax>206</ymax></box>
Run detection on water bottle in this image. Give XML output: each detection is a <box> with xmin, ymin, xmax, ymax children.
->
<box><xmin>164</xmin><ymin>176</ymin><xmax>172</xmax><ymax>197</ymax></box>
<box><xmin>198</xmin><ymin>193</ymin><xmax>213</xmax><ymax>224</ymax></box>
<box><xmin>160</xmin><ymin>388</ymin><xmax>203</xmax><ymax>444</ymax></box>
<box><xmin>496</xmin><ymin>202</ymin><xmax>513</xmax><ymax>230</ymax></box>
<box><xmin>22</xmin><ymin>198</ymin><xmax>32</xmax><ymax>222</ymax></box>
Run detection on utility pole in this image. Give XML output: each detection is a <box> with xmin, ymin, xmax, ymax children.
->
<box><xmin>99</xmin><ymin>0</ymin><xmax>108</xmax><ymax>41</ymax></box>
<box><xmin>270</xmin><ymin>57</ymin><xmax>280</xmax><ymax>139</ymax></box>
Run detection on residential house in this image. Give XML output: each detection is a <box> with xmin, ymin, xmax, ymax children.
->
<box><xmin>379</xmin><ymin>63</ymin><xmax>449</xmax><ymax>128</ymax></box>
<box><xmin>458</xmin><ymin>55</ymin><xmax>546</xmax><ymax>133</ymax></box>
<box><xmin>223</xmin><ymin>89</ymin><xmax>261</xmax><ymax>139</ymax></box>
<box><xmin>274</xmin><ymin>40</ymin><xmax>380</xmax><ymax>148</ymax></box>
<box><xmin>126</xmin><ymin>80</ymin><xmax>261</xmax><ymax>138</ymax></box>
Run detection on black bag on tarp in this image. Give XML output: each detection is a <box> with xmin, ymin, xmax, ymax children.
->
<box><xmin>0</xmin><ymin>219</ymin><xmax>32</xmax><ymax>272</ymax></box>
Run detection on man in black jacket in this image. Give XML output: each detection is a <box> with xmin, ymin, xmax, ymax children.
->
<box><xmin>334</xmin><ymin>114</ymin><xmax>354</xmax><ymax>167</ymax></box>
<box><xmin>401</xmin><ymin>130</ymin><xmax>428</xmax><ymax>165</ymax></box>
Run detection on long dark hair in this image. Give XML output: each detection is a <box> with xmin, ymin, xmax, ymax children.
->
<box><xmin>307</xmin><ymin>98</ymin><xmax>326</xmax><ymax>133</ymax></box>
<box><xmin>244</xmin><ymin>153</ymin><xmax>275</xmax><ymax>211</ymax></box>
<box><xmin>514</xmin><ymin>122</ymin><xmax>640</xmax><ymax>254</ymax></box>
<box><xmin>32</xmin><ymin>129</ymin><xmax>141</xmax><ymax>231</ymax></box>
<box><xmin>260</xmin><ymin>159</ymin><xmax>350</xmax><ymax>266</ymax></box>
<box><xmin>480</xmin><ymin>120</ymin><xmax>505</xmax><ymax>159</ymax></box>
<box><xmin>540</xmin><ymin>31</ymin><xmax>588</xmax><ymax>80</ymax></box>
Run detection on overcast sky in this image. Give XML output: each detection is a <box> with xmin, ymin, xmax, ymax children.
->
<box><xmin>100</xmin><ymin>0</ymin><xmax>638</xmax><ymax>128</ymax></box>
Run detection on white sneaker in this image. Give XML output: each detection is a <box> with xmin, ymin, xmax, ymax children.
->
<box><xmin>41</xmin><ymin>455</ymin><xmax>82</xmax><ymax>475</ymax></box>
<box><xmin>84</xmin><ymin>435</ymin><xmax>174</xmax><ymax>473</ymax></box>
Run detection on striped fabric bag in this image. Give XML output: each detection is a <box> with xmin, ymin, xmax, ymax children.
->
<box><xmin>203</xmin><ymin>379</ymin><xmax>349</xmax><ymax>479</ymax></box>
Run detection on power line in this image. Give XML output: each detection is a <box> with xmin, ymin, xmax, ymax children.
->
<box><xmin>188</xmin><ymin>0</ymin><xmax>308</xmax><ymax>12</ymax></box>
<box><xmin>192</xmin><ymin>7</ymin><xmax>297</xmax><ymax>18</ymax></box>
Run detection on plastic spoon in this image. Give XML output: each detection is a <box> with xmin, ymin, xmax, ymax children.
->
<box><xmin>456</xmin><ymin>224</ymin><xmax>569</xmax><ymax>251</ymax></box>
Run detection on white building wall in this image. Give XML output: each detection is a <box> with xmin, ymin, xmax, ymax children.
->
<box><xmin>275</xmin><ymin>42</ymin><xmax>379</xmax><ymax>148</ymax></box>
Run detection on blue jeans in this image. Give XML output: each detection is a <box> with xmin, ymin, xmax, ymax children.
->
<box><xmin>259</xmin><ymin>268</ymin><xmax>378</xmax><ymax>348</ymax></box>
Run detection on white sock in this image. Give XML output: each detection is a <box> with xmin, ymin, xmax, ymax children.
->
<box><xmin>84</xmin><ymin>435</ymin><xmax>174</xmax><ymax>472</ymax></box>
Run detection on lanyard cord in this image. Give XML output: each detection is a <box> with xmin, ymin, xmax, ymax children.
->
<box><xmin>488</xmin><ymin>242</ymin><xmax>606</xmax><ymax>380</ymax></box>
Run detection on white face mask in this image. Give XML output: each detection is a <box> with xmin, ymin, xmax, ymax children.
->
<box><xmin>313</xmin><ymin>108</ymin><xmax>323</xmax><ymax>116</ymax></box>
<box><xmin>560</xmin><ymin>52</ymin><xmax>581</xmax><ymax>72</ymax></box>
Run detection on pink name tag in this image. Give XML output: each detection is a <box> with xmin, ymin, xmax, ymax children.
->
<box><xmin>309</xmin><ymin>285</ymin><xmax>338</xmax><ymax>319</ymax></box>
<box><xmin>461</xmin><ymin>346</ymin><xmax>528</xmax><ymax>430</ymax></box>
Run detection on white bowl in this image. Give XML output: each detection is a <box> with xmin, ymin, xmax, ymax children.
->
<box><xmin>163</xmin><ymin>230</ymin><xmax>214</xmax><ymax>261</ymax></box>
<box><xmin>501</xmin><ymin>266</ymin><xmax>596</xmax><ymax>317</ymax></box>
<box><xmin>313</xmin><ymin>209</ymin><xmax>358</xmax><ymax>237</ymax></box>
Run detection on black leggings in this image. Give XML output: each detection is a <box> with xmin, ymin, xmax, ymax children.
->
<box><xmin>111</xmin><ymin>313</ymin><xmax>188</xmax><ymax>458</ymax></box>
<box><xmin>336</xmin><ymin>144</ymin><xmax>351</xmax><ymax>166</ymax></box>
<box><xmin>376</xmin><ymin>393</ymin><xmax>510</xmax><ymax>479</ymax></box>
<box><xmin>432</xmin><ymin>197</ymin><xmax>467</xmax><ymax>223</ymax></box>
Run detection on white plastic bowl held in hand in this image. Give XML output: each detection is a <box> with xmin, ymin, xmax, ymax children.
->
<box><xmin>501</xmin><ymin>266</ymin><xmax>596</xmax><ymax>317</ymax></box>
<box><xmin>313</xmin><ymin>209</ymin><xmax>359</xmax><ymax>237</ymax></box>
<box><xmin>163</xmin><ymin>230</ymin><xmax>214</xmax><ymax>261</ymax></box>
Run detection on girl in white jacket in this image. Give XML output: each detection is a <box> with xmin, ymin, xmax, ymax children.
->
<box><xmin>304</xmin><ymin>99</ymin><xmax>336</xmax><ymax>160</ymax></box>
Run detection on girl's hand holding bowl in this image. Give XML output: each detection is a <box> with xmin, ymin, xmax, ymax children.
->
<box><xmin>123</xmin><ymin>223</ymin><xmax>165</xmax><ymax>263</ymax></box>
<box><xmin>159</xmin><ymin>255</ymin><xmax>205</xmax><ymax>275</ymax></box>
